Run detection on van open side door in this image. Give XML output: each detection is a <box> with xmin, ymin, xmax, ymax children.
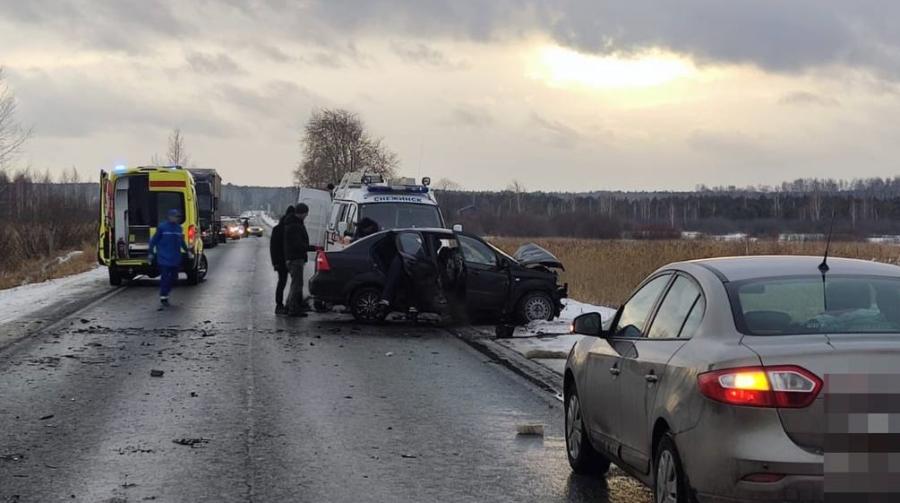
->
<box><xmin>98</xmin><ymin>170</ymin><xmax>112</xmax><ymax>265</ymax></box>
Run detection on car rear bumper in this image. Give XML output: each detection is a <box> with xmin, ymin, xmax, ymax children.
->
<box><xmin>308</xmin><ymin>273</ymin><xmax>349</xmax><ymax>304</ymax></box>
<box><xmin>678</xmin><ymin>403</ymin><xmax>823</xmax><ymax>502</ymax></box>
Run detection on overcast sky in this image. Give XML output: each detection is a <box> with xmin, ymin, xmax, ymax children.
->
<box><xmin>2</xmin><ymin>0</ymin><xmax>900</xmax><ymax>190</ymax></box>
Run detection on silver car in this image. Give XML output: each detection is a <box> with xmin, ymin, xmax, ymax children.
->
<box><xmin>564</xmin><ymin>255</ymin><xmax>900</xmax><ymax>502</ymax></box>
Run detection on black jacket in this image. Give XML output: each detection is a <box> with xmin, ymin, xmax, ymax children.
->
<box><xmin>269</xmin><ymin>219</ymin><xmax>286</xmax><ymax>270</ymax></box>
<box><xmin>283</xmin><ymin>213</ymin><xmax>316</xmax><ymax>262</ymax></box>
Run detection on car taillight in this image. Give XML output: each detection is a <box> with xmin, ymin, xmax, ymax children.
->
<box><xmin>188</xmin><ymin>224</ymin><xmax>197</xmax><ymax>243</ymax></box>
<box><xmin>698</xmin><ymin>365</ymin><xmax>821</xmax><ymax>408</ymax></box>
<box><xmin>316</xmin><ymin>250</ymin><xmax>331</xmax><ymax>272</ymax></box>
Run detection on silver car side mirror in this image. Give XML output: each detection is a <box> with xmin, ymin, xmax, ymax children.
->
<box><xmin>572</xmin><ymin>312</ymin><xmax>603</xmax><ymax>337</ymax></box>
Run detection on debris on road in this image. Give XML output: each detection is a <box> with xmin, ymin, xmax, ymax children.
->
<box><xmin>150</xmin><ymin>369</ymin><xmax>164</xmax><ymax>377</ymax></box>
<box><xmin>400</xmin><ymin>454</ymin><xmax>417</xmax><ymax>459</ymax></box>
<box><xmin>385</xmin><ymin>351</ymin><xmax>394</xmax><ymax>357</ymax></box>
<box><xmin>39</xmin><ymin>414</ymin><xmax>55</xmax><ymax>421</ymax></box>
<box><xmin>172</xmin><ymin>438</ymin><xmax>209</xmax><ymax>447</ymax></box>
<box><xmin>516</xmin><ymin>423</ymin><xmax>545</xmax><ymax>436</ymax></box>
<box><xmin>0</xmin><ymin>453</ymin><xmax>25</xmax><ymax>462</ymax></box>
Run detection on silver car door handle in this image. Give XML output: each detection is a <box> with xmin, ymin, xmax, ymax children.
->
<box><xmin>609</xmin><ymin>367</ymin><xmax>620</xmax><ymax>376</ymax></box>
<box><xmin>644</xmin><ymin>374</ymin><xmax>659</xmax><ymax>383</ymax></box>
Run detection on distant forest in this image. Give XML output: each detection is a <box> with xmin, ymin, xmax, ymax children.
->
<box><xmin>6</xmin><ymin>175</ymin><xmax>900</xmax><ymax>244</ymax></box>
<box><xmin>436</xmin><ymin>177</ymin><xmax>900</xmax><ymax>239</ymax></box>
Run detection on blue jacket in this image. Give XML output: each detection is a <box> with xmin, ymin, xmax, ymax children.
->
<box><xmin>149</xmin><ymin>220</ymin><xmax>189</xmax><ymax>267</ymax></box>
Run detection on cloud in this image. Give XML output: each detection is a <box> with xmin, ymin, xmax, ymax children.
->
<box><xmin>390</xmin><ymin>42</ymin><xmax>466</xmax><ymax>69</ymax></box>
<box><xmin>778</xmin><ymin>91</ymin><xmax>840</xmax><ymax>107</ymax></box>
<box><xmin>185</xmin><ymin>51</ymin><xmax>246</xmax><ymax>75</ymax></box>
<box><xmin>8</xmin><ymin>67</ymin><xmax>237</xmax><ymax>139</ymax></box>
<box><xmin>446</xmin><ymin>106</ymin><xmax>494</xmax><ymax>128</ymax></box>
<box><xmin>529</xmin><ymin>112</ymin><xmax>583</xmax><ymax>148</ymax></box>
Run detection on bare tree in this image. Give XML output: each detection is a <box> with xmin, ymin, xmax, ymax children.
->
<box><xmin>294</xmin><ymin>108</ymin><xmax>398</xmax><ymax>188</ymax></box>
<box><xmin>166</xmin><ymin>128</ymin><xmax>190</xmax><ymax>167</ymax></box>
<box><xmin>0</xmin><ymin>68</ymin><xmax>33</xmax><ymax>170</ymax></box>
<box><xmin>434</xmin><ymin>178</ymin><xmax>462</xmax><ymax>191</ymax></box>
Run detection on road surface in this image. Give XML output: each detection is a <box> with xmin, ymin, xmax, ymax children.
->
<box><xmin>0</xmin><ymin>233</ymin><xmax>651</xmax><ymax>502</ymax></box>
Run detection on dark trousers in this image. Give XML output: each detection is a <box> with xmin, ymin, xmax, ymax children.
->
<box><xmin>159</xmin><ymin>265</ymin><xmax>179</xmax><ymax>299</ymax></box>
<box><xmin>275</xmin><ymin>268</ymin><xmax>288</xmax><ymax>306</ymax></box>
<box><xmin>285</xmin><ymin>259</ymin><xmax>306</xmax><ymax>314</ymax></box>
<box><xmin>382</xmin><ymin>255</ymin><xmax>404</xmax><ymax>303</ymax></box>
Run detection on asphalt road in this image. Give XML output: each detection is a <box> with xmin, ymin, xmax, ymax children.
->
<box><xmin>0</xmin><ymin>233</ymin><xmax>651</xmax><ymax>503</ymax></box>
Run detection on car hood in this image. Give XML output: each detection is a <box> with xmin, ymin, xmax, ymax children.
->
<box><xmin>513</xmin><ymin>243</ymin><xmax>564</xmax><ymax>270</ymax></box>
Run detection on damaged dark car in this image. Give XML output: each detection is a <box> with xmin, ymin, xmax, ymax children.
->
<box><xmin>309</xmin><ymin>228</ymin><xmax>567</xmax><ymax>327</ymax></box>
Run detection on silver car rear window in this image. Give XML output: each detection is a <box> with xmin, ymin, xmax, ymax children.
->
<box><xmin>730</xmin><ymin>275</ymin><xmax>900</xmax><ymax>335</ymax></box>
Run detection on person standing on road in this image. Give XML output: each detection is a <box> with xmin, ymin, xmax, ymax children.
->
<box><xmin>283</xmin><ymin>203</ymin><xmax>317</xmax><ymax>317</ymax></box>
<box><xmin>270</xmin><ymin>206</ymin><xmax>293</xmax><ymax>315</ymax></box>
<box><xmin>148</xmin><ymin>209</ymin><xmax>190</xmax><ymax>307</ymax></box>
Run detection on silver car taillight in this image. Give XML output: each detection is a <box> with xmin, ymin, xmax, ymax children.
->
<box><xmin>698</xmin><ymin>365</ymin><xmax>822</xmax><ymax>408</ymax></box>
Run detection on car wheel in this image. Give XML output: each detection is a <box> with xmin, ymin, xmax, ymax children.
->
<box><xmin>565</xmin><ymin>387</ymin><xmax>610</xmax><ymax>476</ymax></box>
<box><xmin>108</xmin><ymin>268</ymin><xmax>122</xmax><ymax>286</ymax></box>
<box><xmin>654</xmin><ymin>434</ymin><xmax>690</xmax><ymax>503</ymax></box>
<box><xmin>350</xmin><ymin>287</ymin><xmax>387</xmax><ymax>323</ymax></box>
<box><xmin>518</xmin><ymin>291</ymin><xmax>555</xmax><ymax>323</ymax></box>
<box><xmin>313</xmin><ymin>299</ymin><xmax>331</xmax><ymax>313</ymax></box>
<box><xmin>197</xmin><ymin>254</ymin><xmax>208</xmax><ymax>281</ymax></box>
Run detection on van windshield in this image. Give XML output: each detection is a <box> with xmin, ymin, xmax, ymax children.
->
<box><xmin>359</xmin><ymin>203</ymin><xmax>442</xmax><ymax>229</ymax></box>
<box><xmin>730</xmin><ymin>275</ymin><xmax>900</xmax><ymax>335</ymax></box>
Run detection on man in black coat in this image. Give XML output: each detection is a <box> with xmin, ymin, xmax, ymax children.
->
<box><xmin>283</xmin><ymin>203</ymin><xmax>317</xmax><ymax>317</ymax></box>
<box><xmin>269</xmin><ymin>206</ymin><xmax>293</xmax><ymax>315</ymax></box>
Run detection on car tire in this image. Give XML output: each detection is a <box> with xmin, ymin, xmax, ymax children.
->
<box><xmin>654</xmin><ymin>433</ymin><xmax>691</xmax><ymax>503</ymax></box>
<box><xmin>565</xmin><ymin>387</ymin><xmax>610</xmax><ymax>476</ymax></box>
<box><xmin>313</xmin><ymin>299</ymin><xmax>331</xmax><ymax>313</ymax></box>
<box><xmin>108</xmin><ymin>268</ymin><xmax>122</xmax><ymax>286</ymax></box>
<box><xmin>350</xmin><ymin>287</ymin><xmax>387</xmax><ymax>323</ymax></box>
<box><xmin>517</xmin><ymin>291</ymin><xmax>555</xmax><ymax>324</ymax></box>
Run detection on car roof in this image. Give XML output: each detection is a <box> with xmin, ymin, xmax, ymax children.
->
<box><xmin>675</xmin><ymin>255</ymin><xmax>900</xmax><ymax>282</ymax></box>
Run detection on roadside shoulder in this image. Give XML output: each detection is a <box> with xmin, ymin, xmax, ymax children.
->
<box><xmin>448</xmin><ymin>325</ymin><xmax>564</xmax><ymax>400</ymax></box>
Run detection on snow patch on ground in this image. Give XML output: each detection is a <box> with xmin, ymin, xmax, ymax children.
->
<box><xmin>0</xmin><ymin>267</ymin><xmax>107</xmax><ymax>325</ymax></box>
<box><xmin>496</xmin><ymin>299</ymin><xmax>617</xmax><ymax>371</ymax></box>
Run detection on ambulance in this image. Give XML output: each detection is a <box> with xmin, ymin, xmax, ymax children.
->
<box><xmin>98</xmin><ymin>165</ymin><xmax>208</xmax><ymax>286</ymax></box>
<box><xmin>323</xmin><ymin>172</ymin><xmax>445</xmax><ymax>251</ymax></box>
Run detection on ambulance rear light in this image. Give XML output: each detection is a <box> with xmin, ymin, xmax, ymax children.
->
<box><xmin>188</xmin><ymin>224</ymin><xmax>197</xmax><ymax>244</ymax></box>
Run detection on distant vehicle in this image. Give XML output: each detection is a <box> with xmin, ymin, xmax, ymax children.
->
<box><xmin>309</xmin><ymin>228</ymin><xmax>566</xmax><ymax>324</ymax></box>
<box><xmin>98</xmin><ymin>165</ymin><xmax>208</xmax><ymax>286</ymax></box>
<box><xmin>247</xmin><ymin>225</ymin><xmax>264</xmax><ymax>237</ymax></box>
<box><xmin>221</xmin><ymin>218</ymin><xmax>243</xmax><ymax>240</ymax></box>
<box><xmin>188</xmin><ymin>168</ymin><xmax>222</xmax><ymax>248</ymax></box>
<box><xmin>564</xmin><ymin>255</ymin><xmax>900</xmax><ymax>502</ymax></box>
<box><xmin>321</xmin><ymin>172</ymin><xmax>446</xmax><ymax>252</ymax></box>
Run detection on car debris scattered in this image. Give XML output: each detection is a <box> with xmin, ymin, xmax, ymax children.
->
<box><xmin>172</xmin><ymin>438</ymin><xmax>209</xmax><ymax>447</ymax></box>
<box><xmin>149</xmin><ymin>369</ymin><xmax>164</xmax><ymax>377</ymax></box>
<box><xmin>516</xmin><ymin>423</ymin><xmax>544</xmax><ymax>436</ymax></box>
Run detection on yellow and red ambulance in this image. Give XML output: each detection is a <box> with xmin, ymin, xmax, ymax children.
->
<box><xmin>98</xmin><ymin>165</ymin><xmax>207</xmax><ymax>286</ymax></box>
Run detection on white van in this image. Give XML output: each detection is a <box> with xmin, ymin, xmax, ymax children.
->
<box><xmin>325</xmin><ymin>172</ymin><xmax>445</xmax><ymax>251</ymax></box>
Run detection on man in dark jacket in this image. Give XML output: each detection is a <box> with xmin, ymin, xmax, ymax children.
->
<box><xmin>148</xmin><ymin>208</ymin><xmax>190</xmax><ymax>307</ymax></box>
<box><xmin>269</xmin><ymin>206</ymin><xmax>293</xmax><ymax>315</ymax></box>
<box><xmin>283</xmin><ymin>203</ymin><xmax>317</xmax><ymax>317</ymax></box>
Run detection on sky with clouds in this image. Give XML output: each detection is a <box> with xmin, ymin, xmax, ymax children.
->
<box><xmin>1</xmin><ymin>0</ymin><xmax>900</xmax><ymax>190</ymax></box>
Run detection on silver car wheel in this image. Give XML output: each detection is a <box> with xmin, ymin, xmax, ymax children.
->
<box><xmin>656</xmin><ymin>449</ymin><xmax>678</xmax><ymax>503</ymax></box>
<box><xmin>523</xmin><ymin>294</ymin><xmax>553</xmax><ymax>322</ymax></box>
<box><xmin>566</xmin><ymin>394</ymin><xmax>583</xmax><ymax>460</ymax></box>
<box><xmin>355</xmin><ymin>291</ymin><xmax>381</xmax><ymax>320</ymax></box>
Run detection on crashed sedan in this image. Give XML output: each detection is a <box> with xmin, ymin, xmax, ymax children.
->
<box><xmin>309</xmin><ymin>228</ymin><xmax>567</xmax><ymax>324</ymax></box>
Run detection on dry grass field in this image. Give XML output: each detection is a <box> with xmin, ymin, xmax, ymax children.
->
<box><xmin>0</xmin><ymin>242</ymin><xmax>96</xmax><ymax>291</ymax></box>
<box><xmin>490</xmin><ymin>238</ymin><xmax>900</xmax><ymax>307</ymax></box>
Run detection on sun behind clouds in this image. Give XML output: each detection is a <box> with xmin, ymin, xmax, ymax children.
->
<box><xmin>531</xmin><ymin>44</ymin><xmax>696</xmax><ymax>90</ymax></box>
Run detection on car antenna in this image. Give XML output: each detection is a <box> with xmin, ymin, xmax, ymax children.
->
<box><xmin>819</xmin><ymin>210</ymin><xmax>836</xmax><ymax>273</ymax></box>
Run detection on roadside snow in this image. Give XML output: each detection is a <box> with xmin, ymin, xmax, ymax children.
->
<box><xmin>495</xmin><ymin>299</ymin><xmax>617</xmax><ymax>372</ymax></box>
<box><xmin>0</xmin><ymin>266</ymin><xmax>107</xmax><ymax>325</ymax></box>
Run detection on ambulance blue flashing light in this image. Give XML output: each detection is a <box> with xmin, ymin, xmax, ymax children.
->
<box><xmin>366</xmin><ymin>185</ymin><xmax>429</xmax><ymax>194</ymax></box>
